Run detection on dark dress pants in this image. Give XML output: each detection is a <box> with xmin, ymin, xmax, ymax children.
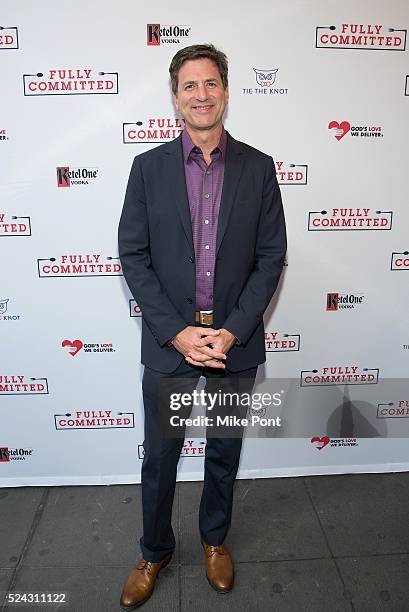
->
<box><xmin>139</xmin><ymin>357</ymin><xmax>257</xmax><ymax>562</ymax></box>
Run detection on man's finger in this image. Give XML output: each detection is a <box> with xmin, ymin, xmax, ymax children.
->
<box><xmin>185</xmin><ymin>356</ymin><xmax>225</xmax><ymax>368</ymax></box>
<box><xmin>196</xmin><ymin>327</ymin><xmax>221</xmax><ymax>336</ymax></box>
<box><xmin>189</xmin><ymin>347</ymin><xmax>226</xmax><ymax>360</ymax></box>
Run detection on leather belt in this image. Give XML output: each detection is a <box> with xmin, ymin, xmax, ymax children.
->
<box><xmin>195</xmin><ymin>310</ymin><xmax>213</xmax><ymax>325</ymax></box>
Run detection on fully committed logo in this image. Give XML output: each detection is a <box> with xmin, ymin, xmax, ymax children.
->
<box><xmin>308</xmin><ymin>208</ymin><xmax>393</xmax><ymax>231</ymax></box>
<box><xmin>129</xmin><ymin>300</ymin><xmax>142</xmax><ymax>317</ymax></box>
<box><xmin>147</xmin><ymin>24</ymin><xmax>191</xmax><ymax>46</ymax></box>
<box><xmin>56</xmin><ymin>166</ymin><xmax>99</xmax><ymax>187</ymax></box>
<box><xmin>301</xmin><ymin>365</ymin><xmax>379</xmax><ymax>387</ymax></box>
<box><xmin>61</xmin><ymin>339</ymin><xmax>116</xmax><ymax>356</ymax></box>
<box><xmin>138</xmin><ymin>439</ymin><xmax>206</xmax><ymax>458</ymax></box>
<box><xmin>54</xmin><ymin>410</ymin><xmax>134</xmax><ymax>430</ymax></box>
<box><xmin>264</xmin><ymin>331</ymin><xmax>300</xmax><ymax>352</ymax></box>
<box><xmin>0</xmin><ymin>298</ymin><xmax>21</xmax><ymax>322</ymax></box>
<box><xmin>405</xmin><ymin>76</ymin><xmax>409</xmax><ymax>96</ymax></box>
<box><xmin>391</xmin><ymin>251</ymin><xmax>409</xmax><ymax>270</ymax></box>
<box><xmin>315</xmin><ymin>23</ymin><xmax>407</xmax><ymax>51</ymax></box>
<box><xmin>0</xmin><ymin>26</ymin><xmax>19</xmax><ymax>49</ymax></box>
<box><xmin>275</xmin><ymin>161</ymin><xmax>308</xmax><ymax>185</ymax></box>
<box><xmin>123</xmin><ymin>118</ymin><xmax>182</xmax><ymax>144</ymax></box>
<box><xmin>0</xmin><ymin>213</ymin><xmax>31</xmax><ymax>236</ymax></box>
<box><xmin>23</xmin><ymin>69</ymin><xmax>119</xmax><ymax>96</ymax></box>
<box><xmin>310</xmin><ymin>437</ymin><xmax>358</xmax><ymax>450</ymax></box>
<box><xmin>37</xmin><ymin>254</ymin><xmax>122</xmax><ymax>277</ymax></box>
<box><xmin>328</xmin><ymin>120</ymin><xmax>384</xmax><ymax>140</ymax></box>
<box><xmin>0</xmin><ymin>375</ymin><xmax>49</xmax><ymax>395</ymax></box>
<box><xmin>243</xmin><ymin>67</ymin><xmax>288</xmax><ymax>96</ymax></box>
<box><xmin>377</xmin><ymin>400</ymin><xmax>409</xmax><ymax>418</ymax></box>
<box><xmin>0</xmin><ymin>128</ymin><xmax>9</xmax><ymax>141</ymax></box>
<box><xmin>326</xmin><ymin>292</ymin><xmax>365</xmax><ymax>311</ymax></box>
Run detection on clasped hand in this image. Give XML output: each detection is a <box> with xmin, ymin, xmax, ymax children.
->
<box><xmin>172</xmin><ymin>326</ymin><xmax>236</xmax><ymax>369</ymax></box>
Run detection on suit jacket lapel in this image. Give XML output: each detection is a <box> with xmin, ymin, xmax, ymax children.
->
<box><xmin>216</xmin><ymin>133</ymin><xmax>244</xmax><ymax>255</ymax></box>
<box><xmin>163</xmin><ymin>134</ymin><xmax>194</xmax><ymax>254</ymax></box>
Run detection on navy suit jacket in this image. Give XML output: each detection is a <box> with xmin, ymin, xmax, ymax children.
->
<box><xmin>118</xmin><ymin>131</ymin><xmax>287</xmax><ymax>373</ymax></box>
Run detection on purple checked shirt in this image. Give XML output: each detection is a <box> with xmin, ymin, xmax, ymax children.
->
<box><xmin>182</xmin><ymin>128</ymin><xmax>227</xmax><ymax>311</ymax></box>
<box><xmin>167</xmin><ymin>129</ymin><xmax>239</xmax><ymax>347</ymax></box>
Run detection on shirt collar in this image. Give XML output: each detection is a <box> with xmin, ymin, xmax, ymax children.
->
<box><xmin>182</xmin><ymin>127</ymin><xmax>227</xmax><ymax>164</ymax></box>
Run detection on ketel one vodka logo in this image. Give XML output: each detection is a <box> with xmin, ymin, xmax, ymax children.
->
<box><xmin>300</xmin><ymin>365</ymin><xmax>379</xmax><ymax>387</ymax></box>
<box><xmin>123</xmin><ymin>118</ymin><xmax>183</xmax><ymax>143</ymax></box>
<box><xmin>275</xmin><ymin>161</ymin><xmax>308</xmax><ymax>185</ymax></box>
<box><xmin>265</xmin><ymin>331</ymin><xmax>300</xmax><ymax>352</ymax></box>
<box><xmin>308</xmin><ymin>208</ymin><xmax>393</xmax><ymax>231</ymax></box>
<box><xmin>0</xmin><ymin>375</ymin><xmax>49</xmax><ymax>395</ymax></box>
<box><xmin>146</xmin><ymin>24</ymin><xmax>191</xmax><ymax>46</ymax></box>
<box><xmin>54</xmin><ymin>410</ymin><xmax>135</xmax><ymax>430</ymax></box>
<box><xmin>0</xmin><ymin>213</ymin><xmax>31</xmax><ymax>236</ymax></box>
<box><xmin>0</xmin><ymin>447</ymin><xmax>34</xmax><ymax>462</ymax></box>
<box><xmin>23</xmin><ymin>68</ymin><xmax>119</xmax><ymax>96</ymax></box>
<box><xmin>315</xmin><ymin>23</ymin><xmax>407</xmax><ymax>51</ymax></box>
<box><xmin>56</xmin><ymin>166</ymin><xmax>98</xmax><ymax>187</ymax></box>
<box><xmin>37</xmin><ymin>254</ymin><xmax>122</xmax><ymax>277</ymax></box>
<box><xmin>0</xmin><ymin>25</ymin><xmax>19</xmax><ymax>49</ymax></box>
<box><xmin>391</xmin><ymin>251</ymin><xmax>409</xmax><ymax>270</ymax></box>
<box><xmin>326</xmin><ymin>292</ymin><xmax>365</xmax><ymax>311</ymax></box>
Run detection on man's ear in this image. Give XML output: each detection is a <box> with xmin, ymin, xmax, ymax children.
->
<box><xmin>172</xmin><ymin>92</ymin><xmax>179</xmax><ymax>111</ymax></box>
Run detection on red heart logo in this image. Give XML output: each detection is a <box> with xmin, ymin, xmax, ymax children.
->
<box><xmin>328</xmin><ymin>120</ymin><xmax>350</xmax><ymax>141</ymax></box>
<box><xmin>62</xmin><ymin>339</ymin><xmax>83</xmax><ymax>357</ymax></box>
<box><xmin>310</xmin><ymin>436</ymin><xmax>330</xmax><ymax>450</ymax></box>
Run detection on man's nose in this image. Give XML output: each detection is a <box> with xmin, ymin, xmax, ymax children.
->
<box><xmin>195</xmin><ymin>83</ymin><xmax>208</xmax><ymax>100</ymax></box>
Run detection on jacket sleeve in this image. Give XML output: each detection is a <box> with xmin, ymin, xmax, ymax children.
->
<box><xmin>222</xmin><ymin>156</ymin><xmax>287</xmax><ymax>345</ymax></box>
<box><xmin>118</xmin><ymin>156</ymin><xmax>187</xmax><ymax>347</ymax></box>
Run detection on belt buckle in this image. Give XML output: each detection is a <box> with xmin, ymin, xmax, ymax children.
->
<box><xmin>200</xmin><ymin>310</ymin><xmax>213</xmax><ymax>325</ymax></box>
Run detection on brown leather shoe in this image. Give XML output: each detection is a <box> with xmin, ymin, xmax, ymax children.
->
<box><xmin>120</xmin><ymin>552</ymin><xmax>172</xmax><ymax>609</ymax></box>
<box><xmin>201</xmin><ymin>540</ymin><xmax>234</xmax><ymax>593</ymax></box>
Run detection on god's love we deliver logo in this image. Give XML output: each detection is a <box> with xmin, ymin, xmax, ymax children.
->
<box><xmin>328</xmin><ymin>121</ymin><xmax>384</xmax><ymax>140</ymax></box>
<box><xmin>61</xmin><ymin>339</ymin><xmax>116</xmax><ymax>356</ymax></box>
<box><xmin>23</xmin><ymin>68</ymin><xmax>119</xmax><ymax>96</ymax></box>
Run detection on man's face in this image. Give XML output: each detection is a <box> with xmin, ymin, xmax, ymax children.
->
<box><xmin>173</xmin><ymin>58</ymin><xmax>229</xmax><ymax>132</ymax></box>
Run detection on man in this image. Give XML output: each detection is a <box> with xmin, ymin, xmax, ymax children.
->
<box><xmin>118</xmin><ymin>44</ymin><xmax>286</xmax><ymax>609</ymax></box>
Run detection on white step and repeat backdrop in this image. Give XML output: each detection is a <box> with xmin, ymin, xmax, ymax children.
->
<box><xmin>1</xmin><ymin>0</ymin><xmax>408</xmax><ymax>486</ymax></box>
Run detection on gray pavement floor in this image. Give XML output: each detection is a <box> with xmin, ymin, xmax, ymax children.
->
<box><xmin>1</xmin><ymin>473</ymin><xmax>409</xmax><ymax>611</ymax></box>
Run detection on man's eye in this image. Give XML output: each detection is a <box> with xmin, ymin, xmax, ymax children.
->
<box><xmin>207</xmin><ymin>82</ymin><xmax>216</xmax><ymax>87</ymax></box>
<box><xmin>185</xmin><ymin>84</ymin><xmax>194</xmax><ymax>90</ymax></box>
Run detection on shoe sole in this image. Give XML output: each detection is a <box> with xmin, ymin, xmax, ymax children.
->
<box><xmin>120</xmin><ymin>553</ymin><xmax>172</xmax><ymax>610</ymax></box>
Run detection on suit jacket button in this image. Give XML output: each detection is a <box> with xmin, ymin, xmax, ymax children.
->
<box><xmin>186</xmin><ymin>297</ymin><xmax>193</xmax><ymax>304</ymax></box>
<box><xmin>189</xmin><ymin>256</ymin><xmax>194</xmax><ymax>263</ymax></box>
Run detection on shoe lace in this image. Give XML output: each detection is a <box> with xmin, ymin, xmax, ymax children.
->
<box><xmin>137</xmin><ymin>559</ymin><xmax>153</xmax><ymax>573</ymax></box>
<box><xmin>207</xmin><ymin>545</ymin><xmax>225</xmax><ymax>557</ymax></box>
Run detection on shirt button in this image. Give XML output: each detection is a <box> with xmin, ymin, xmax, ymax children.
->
<box><xmin>204</xmin><ymin>219</ymin><xmax>209</xmax><ymax>224</ymax></box>
<box><xmin>206</xmin><ymin>271</ymin><xmax>211</xmax><ymax>276</ymax></box>
<box><xmin>204</xmin><ymin>194</ymin><xmax>210</xmax><ymax>199</ymax></box>
<box><xmin>205</xmin><ymin>245</ymin><xmax>210</xmax><ymax>250</ymax></box>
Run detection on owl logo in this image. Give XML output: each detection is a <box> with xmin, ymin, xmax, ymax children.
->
<box><xmin>253</xmin><ymin>68</ymin><xmax>278</xmax><ymax>88</ymax></box>
<box><xmin>0</xmin><ymin>298</ymin><xmax>9</xmax><ymax>315</ymax></box>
